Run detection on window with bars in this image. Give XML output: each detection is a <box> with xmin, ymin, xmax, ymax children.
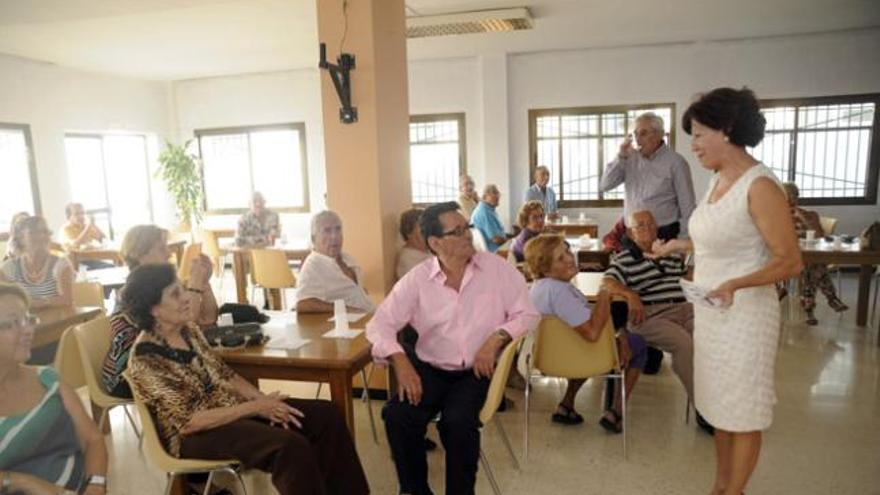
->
<box><xmin>750</xmin><ymin>95</ymin><xmax>879</xmax><ymax>205</ymax></box>
<box><xmin>409</xmin><ymin>113</ymin><xmax>466</xmax><ymax>205</ymax></box>
<box><xmin>0</xmin><ymin>124</ymin><xmax>40</xmax><ymax>232</ymax></box>
<box><xmin>529</xmin><ymin>105</ymin><xmax>674</xmax><ymax>207</ymax></box>
<box><xmin>196</xmin><ymin>123</ymin><xmax>310</xmax><ymax>214</ymax></box>
<box><xmin>64</xmin><ymin>133</ymin><xmax>154</xmax><ymax>238</ymax></box>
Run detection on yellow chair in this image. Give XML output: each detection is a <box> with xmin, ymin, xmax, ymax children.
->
<box><xmin>199</xmin><ymin>229</ymin><xmax>228</xmax><ymax>282</ymax></box>
<box><xmin>123</xmin><ymin>370</ymin><xmax>247</xmax><ymax>495</ymax></box>
<box><xmin>72</xmin><ymin>281</ymin><xmax>105</xmax><ymax>310</ymax></box>
<box><xmin>70</xmin><ymin>316</ymin><xmax>140</xmax><ymax>439</ymax></box>
<box><xmin>54</xmin><ymin>327</ymin><xmax>86</xmax><ymax>389</ymax></box>
<box><xmin>177</xmin><ymin>242</ymin><xmax>202</xmax><ymax>281</ymax></box>
<box><xmin>250</xmin><ymin>249</ymin><xmax>296</xmax><ymax>309</ymax></box>
<box><xmin>524</xmin><ymin>317</ymin><xmax>627</xmax><ymax>459</ymax></box>
<box><xmin>478</xmin><ymin>337</ymin><xmax>524</xmax><ymax>495</ymax></box>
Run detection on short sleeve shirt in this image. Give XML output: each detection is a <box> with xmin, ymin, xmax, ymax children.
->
<box><xmin>529</xmin><ymin>277</ymin><xmax>591</xmax><ymax>327</ymax></box>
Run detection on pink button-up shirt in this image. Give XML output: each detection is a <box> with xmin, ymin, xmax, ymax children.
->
<box><xmin>366</xmin><ymin>251</ymin><xmax>539</xmax><ymax>371</ymax></box>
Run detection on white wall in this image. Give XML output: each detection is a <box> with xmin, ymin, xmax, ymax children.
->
<box><xmin>172</xmin><ymin>69</ymin><xmax>327</xmax><ymax>238</ymax></box>
<box><xmin>0</xmin><ymin>54</ymin><xmax>173</xmax><ymax>231</ymax></box>
<box><xmin>508</xmin><ymin>29</ymin><xmax>880</xmax><ymax>234</ymax></box>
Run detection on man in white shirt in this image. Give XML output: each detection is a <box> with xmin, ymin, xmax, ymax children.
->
<box><xmin>295</xmin><ymin>210</ymin><xmax>375</xmax><ymax>313</ymax></box>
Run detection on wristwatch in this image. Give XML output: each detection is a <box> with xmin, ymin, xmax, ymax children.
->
<box><xmin>87</xmin><ymin>474</ymin><xmax>107</xmax><ymax>488</ymax></box>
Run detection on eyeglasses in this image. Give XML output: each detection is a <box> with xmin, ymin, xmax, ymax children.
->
<box><xmin>0</xmin><ymin>314</ymin><xmax>40</xmax><ymax>332</ymax></box>
<box><xmin>438</xmin><ymin>224</ymin><xmax>474</xmax><ymax>238</ymax></box>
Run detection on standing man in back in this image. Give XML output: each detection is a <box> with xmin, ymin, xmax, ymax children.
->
<box><xmin>600</xmin><ymin>112</ymin><xmax>696</xmax><ymax>240</ymax></box>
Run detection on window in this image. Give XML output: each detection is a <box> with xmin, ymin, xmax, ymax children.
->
<box><xmin>529</xmin><ymin>105</ymin><xmax>674</xmax><ymax>207</ymax></box>
<box><xmin>64</xmin><ymin>133</ymin><xmax>154</xmax><ymax>238</ymax></box>
<box><xmin>751</xmin><ymin>94</ymin><xmax>879</xmax><ymax>205</ymax></box>
<box><xmin>409</xmin><ymin>113</ymin><xmax>466</xmax><ymax>205</ymax></box>
<box><xmin>0</xmin><ymin>124</ymin><xmax>40</xmax><ymax>232</ymax></box>
<box><xmin>196</xmin><ymin>123</ymin><xmax>310</xmax><ymax>214</ymax></box>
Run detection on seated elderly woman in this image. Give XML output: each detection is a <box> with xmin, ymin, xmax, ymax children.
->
<box><xmin>782</xmin><ymin>182</ymin><xmax>848</xmax><ymax>325</ymax></box>
<box><xmin>0</xmin><ymin>216</ymin><xmax>74</xmax><ymax>309</ymax></box>
<box><xmin>102</xmin><ymin>225</ymin><xmax>217</xmax><ymax>398</ymax></box>
<box><xmin>296</xmin><ymin>211</ymin><xmax>375</xmax><ymax>313</ymax></box>
<box><xmin>511</xmin><ymin>200</ymin><xmax>546</xmax><ymax>262</ymax></box>
<box><xmin>125</xmin><ymin>264</ymin><xmax>368</xmax><ymax>495</ymax></box>
<box><xmin>3</xmin><ymin>212</ymin><xmax>29</xmax><ymax>261</ymax></box>
<box><xmin>0</xmin><ymin>283</ymin><xmax>108</xmax><ymax>495</ymax></box>
<box><xmin>524</xmin><ymin>234</ymin><xmax>646</xmax><ymax>432</ymax></box>
<box><xmin>396</xmin><ymin>207</ymin><xmax>431</xmax><ymax>279</ymax></box>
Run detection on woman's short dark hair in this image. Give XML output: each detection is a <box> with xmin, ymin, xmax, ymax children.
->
<box><xmin>420</xmin><ymin>201</ymin><xmax>461</xmax><ymax>251</ymax></box>
<box><xmin>399</xmin><ymin>208</ymin><xmax>424</xmax><ymax>241</ymax></box>
<box><xmin>682</xmin><ymin>87</ymin><xmax>766</xmax><ymax>147</ymax></box>
<box><xmin>119</xmin><ymin>263</ymin><xmax>177</xmax><ymax>332</ymax></box>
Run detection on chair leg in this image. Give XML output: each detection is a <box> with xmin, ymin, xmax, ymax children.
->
<box><xmin>163</xmin><ymin>474</ymin><xmax>174</xmax><ymax>495</ymax></box>
<box><xmin>315</xmin><ymin>383</ymin><xmax>322</xmax><ymax>399</ymax></box>
<box><xmin>202</xmin><ymin>471</ymin><xmax>216</xmax><ymax>495</ymax></box>
<box><xmin>523</xmin><ymin>364</ymin><xmax>531</xmax><ymax>463</ymax></box>
<box><xmin>495</xmin><ymin>419</ymin><xmax>519</xmax><ymax>471</ymax></box>
<box><xmin>685</xmin><ymin>397</ymin><xmax>691</xmax><ymax>425</ymax></box>
<box><xmin>122</xmin><ymin>404</ymin><xmax>142</xmax><ymax>442</ymax></box>
<box><xmin>222</xmin><ymin>467</ymin><xmax>247</xmax><ymax>495</ymax></box>
<box><xmin>479</xmin><ymin>449</ymin><xmax>502</xmax><ymax>495</ymax></box>
<box><xmin>97</xmin><ymin>408</ymin><xmax>109</xmax><ymax>432</ymax></box>
<box><xmin>360</xmin><ymin>368</ymin><xmax>379</xmax><ymax>444</ymax></box>
<box><xmin>872</xmin><ymin>275</ymin><xmax>879</xmax><ymax>324</ymax></box>
<box><xmin>620</xmin><ymin>372</ymin><xmax>627</xmax><ymax>460</ymax></box>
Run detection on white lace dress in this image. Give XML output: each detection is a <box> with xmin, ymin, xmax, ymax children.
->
<box><xmin>688</xmin><ymin>163</ymin><xmax>781</xmax><ymax>431</ymax></box>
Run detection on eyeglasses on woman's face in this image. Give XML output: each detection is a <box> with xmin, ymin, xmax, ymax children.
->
<box><xmin>0</xmin><ymin>314</ymin><xmax>40</xmax><ymax>333</ymax></box>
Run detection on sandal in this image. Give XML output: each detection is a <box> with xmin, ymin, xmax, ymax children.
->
<box><xmin>598</xmin><ymin>409</ymin><xmax>622</xmax><ymax>434</ymax></box>
<box><xmin>551</xmin><ymin>403</ymin><xmax>584</xmax><ymax>425</ymax></box>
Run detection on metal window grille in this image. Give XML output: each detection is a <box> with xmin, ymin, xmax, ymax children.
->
<box><xmin>409</xmin><ymin>114</ymin><xmax>465</xmax><ymax>205</ymax></box>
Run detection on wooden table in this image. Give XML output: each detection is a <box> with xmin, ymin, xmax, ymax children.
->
<box><xmin>85</xmin><ymin>266</ymin><xmax>129</xmax><ymax>289</ymax></box>
<box><xmin>29</xmin><ymin>306</ymin><xmax>103</xmax><ymax>364</ymax></box>
<box><xmin>68</xmin><ymin>239</ymin><xmax>186</xmax><ymax>270</ymax></box>
<box><xmin>800</xmin><ymin>241</ymin><xmax>880</xmax><ymax>328</ymax></box>
<box><xmin>218</xmin><ymin>312</ymin><xmax>373</xmax><ymax>435</ymax></box>
<box><xmin>222</xmin><ymin>239</ymin><xmax>311</xmax><ymax>304</ymax></box>
<box><xmin>547</xmin><ymin>222</ymin><xmax>599</xmax><ymax>238</ymax></box>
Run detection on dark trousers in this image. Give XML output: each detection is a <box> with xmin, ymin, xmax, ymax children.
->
<box><xmin>180</xmin><ymin>399</ymin><xmax>368</xmax><ymax>495</ymax></box>
<box><xmin>383</xmin><ymin>355</ymin><xmax>490</xmax><ymax>495</ymax></box>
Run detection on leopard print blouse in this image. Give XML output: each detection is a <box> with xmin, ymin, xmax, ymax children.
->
<box><xmin>127</xmin><ymin>323</ymin><xmax>245</xmax><ymax>456</ymax></box>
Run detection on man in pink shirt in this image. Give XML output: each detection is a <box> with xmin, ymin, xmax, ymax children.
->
<box><xmin>367</xmin><ymin>201</ymin><xmax>539</xmax><ymax>495</ymax></box>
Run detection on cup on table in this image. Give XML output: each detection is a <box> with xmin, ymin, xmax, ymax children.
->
<box><xmin>562</xmin><ymin>215</ymin><xmax>570</xmax><ymax>224</ymax></box>
<box><xmin>805</xmin><ymin>230</ymin><xmax>816</xmax><ymax>242</ymax></box>
<box><xmin>218</xmin><ymin>313</ymin><xmax>234</xmax><ymax>326</ymax></box>
<box><xmin>833</xmin><ymin>236</ymin><xmax>843</xmax><ymax>250</ymax></box>
<box><xmin>333</xmin><ymin>299</ymin><xmax>349</xmax><ymax>330</ymax></box>
<box><xmin>578</xmin><ymin>212</ymin><xmax>586</xmax><ymax>223</ymax></box>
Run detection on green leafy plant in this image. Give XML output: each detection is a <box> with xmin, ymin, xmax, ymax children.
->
<box><xmin>156</xmin><ymin>140</ymin><xmax>204</xmax><ymax>230</ymax></box>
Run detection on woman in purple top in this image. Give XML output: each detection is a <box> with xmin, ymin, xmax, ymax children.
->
<box><xmin>511</xmin><ymin>200</ymin><xmax>546</xmax><ymax>262</ymax></box>
<box><xmin>525</xmin><ymin>234</ymin><xmax>646</xmax><ymax>433</ymax></box>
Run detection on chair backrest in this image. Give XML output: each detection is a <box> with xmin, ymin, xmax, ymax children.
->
<box><xmin>177</xmin><ymin>242</ymin><xmax>202</xmax><ymax>280</ymax></box>
<box><xmin>72</xmin><ymin>281</ymin><xmax>105</xmax><ymax>309</ymax></box>
<box><xmin>532</xmin><ymin>316</ymin><xmax>618</xmax><ymax>378</ymax></box>
<box><xmin>479</xmin><ymin>337</ymin><xmax>524</xmax><ymax>425</ymax></box>
<box><xmin>250</xmin><ymin>249</ymin><xmax>296</xmax><ymax>289</ymax></box>
<box><xmin>819</xmin><ymin>216</ymin><xmax>838</xmax><ymax>236</ymax></box>
<box><xmin>471</xmin><ymin>228</ymin><xmax>488</xmax><ymax>252</ymax></box>
<box><xmin>70</xmin><ymin>316</ymin><xmax>112</xmax><ymax>395</ymax></box>
<box><xmin>198</xmin><ymin>229</ymin><xmax>221</xmax><ymax>259</ymax></box>
<box><xmin>54</xmin><ymin>327</ymin><xmax>86</xmax><ymax>389</ymax></box>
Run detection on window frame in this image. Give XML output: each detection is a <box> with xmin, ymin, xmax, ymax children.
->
<box><xmin>528</xmin><ymin>103</ymin><xmax>676</xmax><ymax>208</ymax></box>
<box><xmin>757</xmin><ymin>93</ymin><xmax>880</xmax><ymax>206</ymax></box>
<box><xmin>64</xmin><ymin>132</ymin><xmax>155</xmax><ymax>239</ymax></box>
<box><xmin>409</xmin><ymin>112</ymin><xmax>467</xmax><ymax>207</ymax></box>
<box><xmin>194</xmin><ymin>122</ymin><xmax>311</xmax><ymax>215</ymax></box>
<box><xmin>0</xmin><ymin>122</ymin><xmax>42</xmax><ymax>218</ymax></box>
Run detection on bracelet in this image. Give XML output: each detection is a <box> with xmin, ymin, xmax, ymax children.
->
<box><xmin>185</xmin><ymin>286</ymin><xmax>204</xmax><ymax>295</ymax></box>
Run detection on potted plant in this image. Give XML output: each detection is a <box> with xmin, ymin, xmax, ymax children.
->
<box><xmin>156</xmin><ymin>139</ymin><xmax>204</xmax><ymax>233</ymax></box>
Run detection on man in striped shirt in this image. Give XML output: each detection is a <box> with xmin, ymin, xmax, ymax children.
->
<box><xmin>601</xmin><ymin>210</ymin><xmax>696</xmax><ymax>406</ymax></box>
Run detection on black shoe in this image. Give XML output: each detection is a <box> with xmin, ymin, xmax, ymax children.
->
<box><xmin>695</xmin><ymin>411</ymin><xmax>715</xmax><ymax>436</ymax></box>
<box><xmin>643</xmin><ymin>347</ymin><xmax>664</xmax><ymax>375</ymax></box>
<box><xmin>496</xmin><ymin>396</ymin><xmax>514</xmax><ymax>412</ymax></box>
<box><xmin>424</xmin><ymin>437</ymin><xmax>437</xmax><ymax>451</ymax></box>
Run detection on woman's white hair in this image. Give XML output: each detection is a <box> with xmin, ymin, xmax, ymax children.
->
<box><xmin>310</xmin><ymin>210</ymin><xmax>342</xmax><ymax>240</ymax></box>
<box><xmin>636</xmin><ymin>112</ymin><xmax>665</xmax><ymax>135</ymax></box>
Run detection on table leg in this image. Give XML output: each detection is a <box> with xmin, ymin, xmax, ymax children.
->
<box><xmin>267</xmin><ymin>288</ymin><xmax>282</xmax><ymax>310</ymax></box>
<box><xmin>233</xmin><ymin>251</ymin><xmax>248</xmax><ymax>304</ymax></box>
<box><xmin>328</xmin><ymin>370</ymin><xmax>356</xmax><ymax>435</ymax></box>
<box><xmin>857</xmin><ymin>265</ymin><xmax>871</xmax><ymax>327</ymax></box>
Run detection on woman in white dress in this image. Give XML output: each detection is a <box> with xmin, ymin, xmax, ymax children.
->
<box><xmin>651</xmin><ymin>87</ymin><xmax>802</xmax><ymax>495</ymax></box>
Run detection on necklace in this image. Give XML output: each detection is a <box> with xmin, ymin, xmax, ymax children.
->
<box><xmin>154</xmin><ymin>328</ymin><xmax>215</xmax><ymax>394</ymax></box>
<box><xmin>21</xmin><ymin>255</ymin><xmax>49</xmax><ymax>284</ymax></box>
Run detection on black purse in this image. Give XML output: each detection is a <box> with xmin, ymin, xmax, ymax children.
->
<box><xmin>203</xmin><ymin>323</ymin><xmax>267</xmax><ymax>348</ymax></box>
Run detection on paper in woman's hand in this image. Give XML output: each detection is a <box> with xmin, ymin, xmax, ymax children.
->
<box><xmin>679</xmin><ymin>279</ymin><xmax>725</xmax><ymax>310</ymax></box>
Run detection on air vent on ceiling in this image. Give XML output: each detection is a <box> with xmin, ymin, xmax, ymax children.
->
<box><xmin>406</xmin><ymin>7</ymin><xmax>533</xmax><ymax>39</ymax></box>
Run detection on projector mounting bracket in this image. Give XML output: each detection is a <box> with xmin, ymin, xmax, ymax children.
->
<box><xmin>319</xmin><ymin>42</ymin><xmax>357</xmax><ymax>124</ymax></box>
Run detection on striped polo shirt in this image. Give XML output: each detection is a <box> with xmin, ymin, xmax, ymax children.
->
<box><xmin>604</xmin><ymin>250</ymin><xmax>688</xmax><ymax>305</ymax></box>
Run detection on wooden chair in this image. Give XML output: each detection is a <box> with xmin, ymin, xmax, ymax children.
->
<box><xmin>250</xmin><ymin>249</ymin><xmax>296</xmax><ymax>309</ymax></box>
<box><xmin>72</xmin><ymin>281</ymin><xmax>105</xmax><ymax>310</ymax></box>
<box><xmin>177</xmin><ymin>242</ymin><xmax>202</xmax><ymax>281</ymax></box>
<box><xmin>478</xmin><ymin>337</ymin><xmax>524</xmax><ymax>495</ymax></box>
<box><xmin>524</xmin><ymin>317</ymin><xmax>627</xmax><ymax>459</ymax></box>
<box><xmin>123</xmin><ymin>370</ymin><xmax>247</xmax><ymax>495</ymax></box>
<box><xmin>70</xmin><ymin>316</ymin><xmax>140</xmax><ymax>439</ymax></box>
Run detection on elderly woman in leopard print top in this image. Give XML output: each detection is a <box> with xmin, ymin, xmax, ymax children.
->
<box><xmin>125</xmin><ymin>264</ymin><xmax>368</xmax><ymax>495</ymax></box>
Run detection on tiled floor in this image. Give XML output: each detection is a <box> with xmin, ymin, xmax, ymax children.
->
<box><xmin>97</xmin><ymin>272</ymin><xmax>880</xmax><ymax>494</ymax></box>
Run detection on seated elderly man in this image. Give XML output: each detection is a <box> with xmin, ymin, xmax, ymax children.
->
<box><xmin>470</xmin><ymin>184</ymin><xmax>509</xmax><ymax>253</ymax></box>
<box><xmin>367</xmin><ymin>201</ymin><xmax>539</xmax><ymax>495</ymax></box>
<box><xmin>600</xmin><ymin>209</ymin><xmax>713</xmax><ymax>434</ymax></box>
<box><xmin>235</xmin><ymin>191</ymin><xmax>280</xmax><ymax>248</ymax></box>
<box><xmin>296</xmin><ymin>210</ymin><xmax>375</xmax><ymax>313</ymax></box>
<box><xmin>61</xmin><ymin>203</ymin><xmax>111</xmax><ymax>270</ymax></box>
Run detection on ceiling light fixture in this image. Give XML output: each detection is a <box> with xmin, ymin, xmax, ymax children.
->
<box><xmin>406</xmin><ymin>7</ymin><xmax>533</xmax><ymax>38</ymax></box>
